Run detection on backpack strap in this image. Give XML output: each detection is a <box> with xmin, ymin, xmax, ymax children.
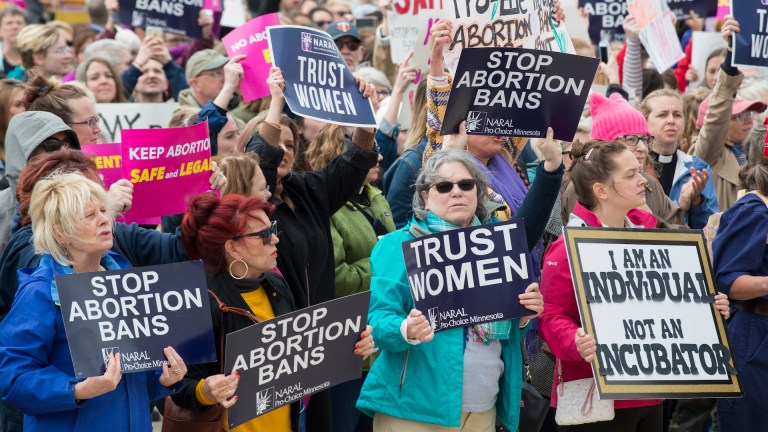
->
<box><xmin>207</xmin><ymin>289</ymin><xmax>261</xmax><ymax>374</ymax></box>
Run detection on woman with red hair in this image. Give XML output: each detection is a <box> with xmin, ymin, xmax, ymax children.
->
<box><xmin>172</xmin><ymin>192</ymin><xmax>375</xmax><ymax>431</ymax></box>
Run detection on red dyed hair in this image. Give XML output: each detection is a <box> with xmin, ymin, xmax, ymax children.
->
<box><xmin>17</xmin><ymin>148</ymin><xmax>101</xmax><ymax>227</ymax></box>
<box><xmin>181</xmin><ymin>192</ymin><xmax>276</xmax><ymax>274</ymax></box>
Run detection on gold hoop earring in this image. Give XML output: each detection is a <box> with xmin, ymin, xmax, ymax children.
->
<box><xmin>229</xmin><ymin>259</ymin><xmax>249</xmax><ymax>280</ymax></box>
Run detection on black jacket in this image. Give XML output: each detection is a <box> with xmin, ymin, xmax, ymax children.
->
<box><xmin>245</xmin><ymin>124</ymin><xmax>378</xmax><ymax>310</ymax></box>
<box><xmin>170</xmin><ymin>271</ymin><xmax>315</xmax><ymax>430</ymax></box>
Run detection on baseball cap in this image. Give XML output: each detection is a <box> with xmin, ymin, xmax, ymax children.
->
<box><xmin>326</xmin><ymin>21</ymin><xmax>361</xmax><ymax>42</ymax></box>
<box><xmin>185</xmin><ymin>49</ymin><xmax>229</xmax><ymax>82</ymax></box>
<box><xmin>696</xmin><ymin>95</ymin><xmax>767</xmax><ymax>128</ymax></box>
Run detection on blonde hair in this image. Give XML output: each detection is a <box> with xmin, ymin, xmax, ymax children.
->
<box><xmin>305</xmin><ymin>123</ymin><xmax>349</xmax><ymax>170</ymax></box>
<box><xmin>29</xmin><ymin>172</ymin><xmax>111</xmax><ymax>266</ymax></box>
<box><xmin>16</xmin><ymin>24</ymin><xmax>62</xmax><ymax>69</ymax></box>
<box><xmin>216</xmin><ymin>152</ymin><xmax>261</xmax><ymax>196</ymax></box>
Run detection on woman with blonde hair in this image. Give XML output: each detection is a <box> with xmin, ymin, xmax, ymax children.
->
<box><xmin>14</xmin><ymin>23</ymin><xmax>73</xmax><ymax>80</ymax></box>
<box><xmin>0</xmin><ymin>172</ymin><xmax>188</xmax><ymax>431</ymax></box>
<box><xmin>215</xmin><ymin>152</ymin><xmax>272</xmax><ymax>202</ymax></box>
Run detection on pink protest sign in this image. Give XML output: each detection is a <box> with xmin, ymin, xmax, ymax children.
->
<box><xmin>204</xmin><ymin>0</ymin><xmax>222</xmax><ymax>12</ymax></box>
<box><xmin>717</xmin><ymin>0</ymin><xmax>730</xmax><ymax>19</ymax></box>
<box><xmin>222</xmin><ymin>13</ymin><xmax>279</xmax><ymax>102</ymax></box>
<box><xmin>120</xmin><ymin>122</ymin><xmax>212</xmax><ymax>219</ymax></box>
<box><xmin>80</xmin><ymin>143</ymin><xmax>160</xmax><ymax>225</ymax></box>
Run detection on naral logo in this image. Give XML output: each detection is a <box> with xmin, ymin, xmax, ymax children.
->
<box><xmin>301</xmin><ymin>32</ymin><xmax>313</xmax><ymax>52</ymax></box>
<box><xmin>466</xmin><ymin>111</ymin><xmax>487</xmax><ymax>133</ymax></box>
<box><xmin>256</xmin><ymin>387</ymin><xmax>274</xmax><ymax>415</ymax></box>
<box><xmin>428</xmin><ymin>307</ymin><xmax>439</xmax><ymax>330</ymax></box>
<box><xmin>101</xmin><ymin>347</ymin><xmax>119</xmax><ymax>365</ymax></box>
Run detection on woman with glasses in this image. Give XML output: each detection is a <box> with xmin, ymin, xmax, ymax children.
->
<box><xmin>692</xmin><ymin>15</ymin><xmax>768</xmax><ymax>210</ymax></box>
<box><xmin>562</xmin><ymin>92</ymin><xmax>687</xmax><ymax>228</ymax></box>
<box><xmin>14</xmin><ymin>22</ymin><xmax>73</xmax><ymax>80</ymax></box>
<box><xmin>357</xmin><ymin>149</ymin><xmax>546</xmax><ymax>431</ymax></box>
<box><xmin>24</xmin><ymin>71</ymin><xmax>103</xmax><ymax>144</ymax></box>
<box><xmin>173</xmin><ymin>192</ymin><xmax>375</xmax><ymax>432</ymax></box>
<box><xmin>305</xmin><ymin>123</ymin><xmax>395</xmax><ymax>432</ymax></box>
<box><xmin>539</xmin><ymin>139</ymin><xmax>731</xmax><ymax>432</ymax></box>
<box><xmin>638</xmin><ymin>89</ymin><xmax>718</xmax><ymax>229</ymax></box>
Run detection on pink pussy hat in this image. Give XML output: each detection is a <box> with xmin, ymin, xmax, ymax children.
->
<box><xmin>589</xmin><ymin>92</ymin><xmax>650</xmax><ymax>141</ymax></box>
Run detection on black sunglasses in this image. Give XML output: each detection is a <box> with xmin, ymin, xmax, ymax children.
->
<box><xmin>430</xmin><ymin>179</ymin><xmax>476</xmax><ymax>194</ymax></box>
<box><xmin>40</xmin><ymin>137</ymin><xmax>71</xmax><ymax>153</ymax></box>
<box><xmin>335</xmin><ymin>39</ymin><xmax>360</xmax><ymax>51</ymax></box>
<box><xmin>233</xmin><ymin>220</ymin><xmax>278</xmax><ymax>245</ymax></box>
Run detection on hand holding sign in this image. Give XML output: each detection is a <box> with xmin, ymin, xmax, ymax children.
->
<box><xmin>623</xmin><ymin>15</ymin><xmax>641</xmax><ymax>42</ymax></box>
<box><xmin>73</xmin><ymin>353</ymin><xmax>122</xmax><ymax>400</ymax></box>
<box><xmin>107</xmin><ymin>179</ymin><xmax>133</xmax><ymax>215</ymax></box>
<box><xmin>203</xmin><ymin>371</ymin><xmax>240</xmax><ymax>407</ymax></box>
<box><xmin>714</xmin><ymin>293</ymin><xmax>731</xmax><ymax>320</ymax></box>
<box><xmin>721</xmin><ymin>15</ymin><xmax>740</xmax><ymax>47</ymax></box>
<box><xmin>209</xmin><ymin>160</ymin><xmax>228</xmax><ymax>191</ymax></box>
<box><xmin>538</xmin><ymin>127</ymin><xmax>562</xmax><ymax>172</ymax></box>
<box><xmin>355</xmin><ymin>325</ymin><xmax>376</xmax><ymax>359</ymax></box>
<box><xmin>158</xmin><ymin>346</ymin><xmax>188</xmax><ymax>387</ymax></box>
<box><xmin>575</xmin><ymin>328</ymin><xmax>596</xmax><ymax>363</ymax></box>
<box><xmin>443</xmin><ymin>121</ymin><xmax>468</xmax><ymax>150</ymax></box>
<box><xmin>518</xmin><ymin>283</ymin><xmax>544</xmax><ymax>328</ymax></box>
<box><xmin>429</xmin><ymin>18</ymin><xmax>452</xmax><ymax>77</ymax></box>
<box><xmin>406</xmin><ymin>309</ymin><xmax>434</xmax><ymax>342</ymax></box>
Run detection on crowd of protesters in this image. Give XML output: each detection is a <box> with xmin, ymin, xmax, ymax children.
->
<box><xmin>0</xmin><ymin>0</ymin><xmax>766</xmax><ymax>431</ymax></box>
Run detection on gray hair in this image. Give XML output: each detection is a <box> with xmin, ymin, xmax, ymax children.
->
<box><xmin>412</xmin><ymin>150</ymin><xmax>491</xmax><ymax>222</ymax></box>
<box><xmin>355</xmin><ymin>66</ymin><xmax>392</xmax><ymax>89</ymax></box>
<box><xmin>82</xmin><ymin>39</ymin><xmax>130</xmax><ymax>68</ymax></box>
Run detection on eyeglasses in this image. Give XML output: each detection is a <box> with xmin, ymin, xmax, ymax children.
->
<box><xmin>335</xmin><ymin>39</ymin><xmax>360</xmax><ymax>51</ymax></box>
<box><xmin>50</xmin><ymin>45</ymin><xmax>73</xmax><ymax>55</ymax></box>
<box><xmin>430</xmin><ymin>179</ymin><xmax>476</xmax><ymax>194</ymax></box>
<box><xmin>616</xmin><ymin>134</ymin><xmax>654</xmax><ymax>147</ymax></box>
<box><xmin>314</xmin><ymin>20</ymin><xmax>332</xmax><ymax>28</ymax></box>
<box><xmin>69</xmin><ymin>116</ymin><xmax>100</xmax><ymax>129</ymax></box>
<box><xmin>198</xmin><ymin>69</ymin><xmax>224</xmax><ymax>78</ymax></box>
<box><xmin>562</xmin><ymin>150</ymin><xmax>572</xmax><ymax>157</ymax></box>
<box><xmin>40</xmin><ymin>137</ymin><xmax>71</xmax><ymax>153</ymax></box>
<box><xmin>732</xmin><ymin>111</ymin><xmax>755</xmax><ymax>123</ymax></box>
<box><xmin>376</xmin><ymin>88</ymin><xmax>392</xmax><ymax>97</ymax></box>
<box><xmin>233</xmin><ymin>220</ymin><xmax>278</xmax><ymax>245</ymax></box>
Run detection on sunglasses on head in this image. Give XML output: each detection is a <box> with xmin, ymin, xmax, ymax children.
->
<box><xmin>233</xmin><ymin>220</ymin><xmax>278</xmax><ymax>245</ymax></box>
<box><xmin>40</xmin><ymin>137</ymin><xmax>71</xmax><ymax>153</ymax></box>
<box><xmin>335</xmin><ymin>39</ymin><xmax>360</xmax><ymax>51</ymax></box>
<box><xmin>430</xmin><ymin>179</ymin><xmax>476</xmax><ymax>194</ymax></box>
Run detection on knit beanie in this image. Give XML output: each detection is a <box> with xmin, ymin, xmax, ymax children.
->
<box><xmin>589</xmin><ymin>92</ymin><xmax>650</xmax><ymax>141</ymax></box>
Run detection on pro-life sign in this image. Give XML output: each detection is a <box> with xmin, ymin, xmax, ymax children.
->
<box><xmin>564</xmin><ymin>228</ymin><xmax>742</xmax><ymax>399</ymax></box>
<box><xmin>440</xmin><ymin>48</ymin><xmax>599</xmax><ymax>141</ymax></box>
<box><xmin>225</xmin><ymin>292</ymin><xmax>370</xmax><ymax>428</ymax></box>
<box><xmin>267</xmin><ymin>25</ymin><xmax>376</xmax><ymax>127</ymax></box>
<box><xmin>402</xmin><ymin>220</ymin><xmax>533</xmax><ymax>332</ymax></box>
<box><xmin>55</xmin><ymin>261</ymin><xmax>216</xmax><ymax>378</ymax></box>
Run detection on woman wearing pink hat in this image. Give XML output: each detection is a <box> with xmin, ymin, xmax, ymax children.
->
<box><xmin>561</xmin><ymin>92</ymin><xmax>687</xmax><ymax>228</ymax></box>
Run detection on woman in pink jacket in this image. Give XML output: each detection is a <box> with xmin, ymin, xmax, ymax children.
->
<box><xmin>539</xmin><ymin>139</ymin><xmax>731</xmax><ymax>431</ymax></box>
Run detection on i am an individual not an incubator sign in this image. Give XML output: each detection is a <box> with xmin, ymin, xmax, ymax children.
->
<box><xmin>564</xmin><ymin>228</ymin><xmax>741</xmax><ymax>399</ymax></box>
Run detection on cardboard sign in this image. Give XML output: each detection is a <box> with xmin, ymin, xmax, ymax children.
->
<box><xmin>80</xmin><ymin>143</ymin><xmax>160</xmax><ymax>226</ymax></box>
<box><xmin>635</xmin><ymin>6</ymin><xmax>685</xmax><ymax>72</ymax></box>
<box><xmin>731</xmin><ymin>1</ymin><xmax>768</xmax><ymax>68</ymax></box>
<box><xmin>121</xmin><ymin>121</ymin><xmax>212</xmax><ymax>219</ymax></box>
<box><xmin>96</xmin><ymin>103</ymin><xmax>179</xmax><ymax>143</ymax></box>
<box><xmin>204</xmin><ymin>0</ymin><xmax>222</xmax><ymax>12</ymax></box>
<box><xmin>440</xmin><ymin>48</ymin><xmax>598</xmax><ymax>141</ymax></box>
<box><xmin>387</xmin><ymin>3</ymin><xmax>442</xmax><ymax>65</ymax></box>
<box><xmin>443</xmin><ymin>0</ymin><xmax>576</xmax><ymax>74</ymax></box>
<box><xmin>55</xmin><ymin>261</ymin><xmax>216</xmax><ymax>378</ymax></box>
<box><xmin>267</xmin><ymin>26</ymin><xmax>377</xmax><ymax>127</ymax></box>
<box><xmin>690</xmin><ymin>31</ymin><xmax>727</xmax><ymax>87</ymax></box>
<box><xmin>221</xmin><ymin>0</ymin><xmax>247</xmax><ymax>28</ymax></box>
<box><xmin>401</xmin><ymin>220</ymin><xmax>533</xmax><ymax>332</ymax></box>
<box><xmin>578</xmin><ymin>0</ymin><xmax>627</xmax><ymax>44</ymax></box>
<box><xmin>225</xmin><ymin>292</ymin><xmax>370</xmax><ymax>427</ymax></box>
<box><xmin>223</xmin><ymin>13</ymin><xmax>280</xmax><ymax>102</ymax></box>
<box><xmin>564</xmin><ymin>228</ymin><xmax>742</xmax><ymax>399</ymax></box>
<box><xmin>118</xmin><ymin>0</ymin><xmax>204</xmax><ymax>38</ymax></box>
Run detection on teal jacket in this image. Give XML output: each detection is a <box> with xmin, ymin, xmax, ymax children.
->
<box><xmin>356</xmin><ymin>216</ymin><xmax>527</xmax><ymax>429</ymax></box>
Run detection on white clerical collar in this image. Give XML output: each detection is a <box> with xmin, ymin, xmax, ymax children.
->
<box><xmin>658</xmin><ymin>153</ymin><xmax>674</xmax><ymax>164</ymax></box>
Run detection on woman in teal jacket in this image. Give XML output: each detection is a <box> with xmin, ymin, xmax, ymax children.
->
<box><xmin>357</xmin><ymin>147</ymin><xmax>562</xmax><ymax>431</ymax></box>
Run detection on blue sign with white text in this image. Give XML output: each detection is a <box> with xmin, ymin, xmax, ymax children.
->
<box><xmin>267</xmin><ymin>25</ymin><xmax>377</xmax><ymax>127</ymax></box>
<box><xmin>731</xmin><ymin>1</ymin><xmax>768</xmax><ymax>68</ymax></box>
<box><xmin>401</xmin><ymin>220</ymin><xmax>533</xmax><ymax>332</ymax></box>
<box><xmin>56</xmin><ymin>260</ymin><xmax>216</xmax><ymax>378</ymax></box>
<box><xmin>118</xmin><ymin>0</ymin><xmax>204</xmax><ymax>38</ymax></box>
